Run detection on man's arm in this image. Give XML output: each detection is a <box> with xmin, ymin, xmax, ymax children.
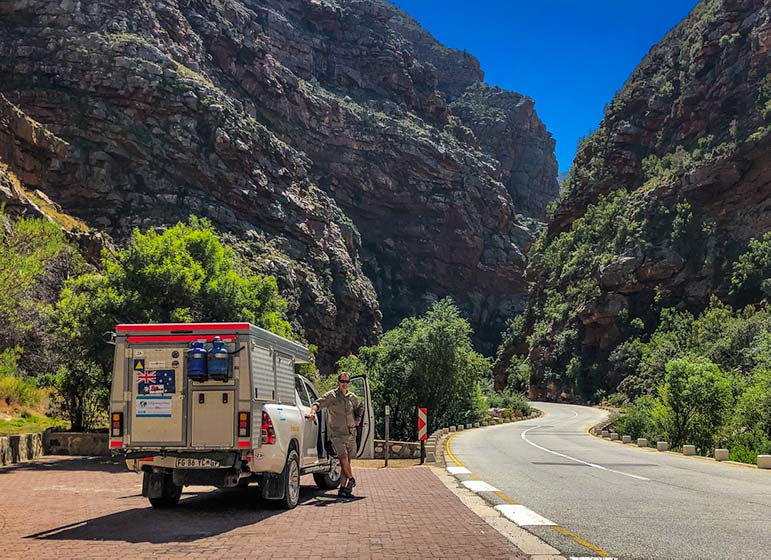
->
<box><xmin>307</xmin><ymin>389</ymin><xmax>334</xmax><ymax>419</ymax></box>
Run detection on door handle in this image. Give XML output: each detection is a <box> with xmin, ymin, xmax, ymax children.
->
<box><xmin>199</xmin><ymin>393</ymin><xmax>205</xmax><ymax>404</ymax></box>
<box><xmin>222</xmin><ymin>393</ymin><xmax>228</xmax><ymax>404</ymax></box>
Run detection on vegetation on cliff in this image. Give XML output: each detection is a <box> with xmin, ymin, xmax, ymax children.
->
<box><xmin>497</xmin><ymin>0</ymin><xmax>769</xmax><ymax>408</ymax></box>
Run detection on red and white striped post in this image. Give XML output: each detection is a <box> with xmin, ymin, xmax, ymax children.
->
<box><xmin>418</xmin><ymin>407</ymin><xmax>427</xmax><ymax>464</ymax></box>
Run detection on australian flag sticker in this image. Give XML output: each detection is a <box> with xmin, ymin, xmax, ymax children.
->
<box><xmin>138</xmin><ymin>369</ymin><xmax>176</xmax><ymax>395</ymax></box>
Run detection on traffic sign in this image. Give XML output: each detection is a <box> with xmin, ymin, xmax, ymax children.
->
<box><xmin>418</xmin><ymin>407</ymin><xmax>427</xmax><ymax>440</ymax></box>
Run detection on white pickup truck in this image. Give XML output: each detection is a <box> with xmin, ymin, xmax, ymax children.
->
<box><xmin>109</xmin><ymin>322</ymin><xmax>373</xmax><ymax>509</ymax></box>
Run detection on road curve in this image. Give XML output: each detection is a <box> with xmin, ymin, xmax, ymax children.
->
<box><xmin>449</xmin><ymin>402</ymin><xmax>771</xmax><ymax>560</ymax></box>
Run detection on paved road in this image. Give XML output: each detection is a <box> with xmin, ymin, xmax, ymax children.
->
<box><xmin>450</xmin><ymin>402</ymin><xmax>771</xmax><ymax>560</ymax></box>
<box><xmin>0</xmin><ymin>456</ymin><xmax>526</xmax><ymax>560</ymax></box>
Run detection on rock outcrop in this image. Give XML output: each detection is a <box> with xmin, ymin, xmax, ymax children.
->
<box><xmin>497</xmin><ymin>0</ymin><xmax>770</xmax><ymax>397</ymax></box>
<box><xmin>0</xmin><ymin>0</ymin><xmax>559</xmax><ymax>364</ymax></box>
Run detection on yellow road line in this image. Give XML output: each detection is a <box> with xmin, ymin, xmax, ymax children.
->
<box><xmin>444</xmin><ymin>432</ymin><xmax>463</xmax><ymax>466</ymax></box>
<box><xmin>494</xmin><ymin>490</ymin><xmax>517</xmax><ymax>504</ymax></box>
<box><xmin>552</xmin><ymin>526</ymin><xmax>611</xmax><ymax>557</ymax></box>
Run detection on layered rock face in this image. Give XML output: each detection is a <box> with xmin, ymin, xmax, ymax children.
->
<box><xmin>497</xmin><ymin>0</ymin><xmax>770</xmax><ymax>396</ymax></box>
<box><xmin>0</xmin><ymin>94</ymin><xmax>110</xmax><ymax>263</ymax></box>
<box><xmin>0</xmin><ymin>0</ymin><xmax>558</xmax><ymax>364</ymax></box>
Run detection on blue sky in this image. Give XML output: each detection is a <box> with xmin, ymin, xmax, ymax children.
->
<box><xmin>391</xmin><ymin>0</ymin><xmax>700</xmax><ymax>172</ymax></box>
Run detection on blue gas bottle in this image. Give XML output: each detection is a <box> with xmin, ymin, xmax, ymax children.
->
<box><xmin>186</xmin><ymin>341</ymin><xmax>208</xmax><ymax>382</ymax></box>
<box><xmin>208</xmin><ymin>336</ymin><xmax>230</xmax><ymax>381</ymax></box>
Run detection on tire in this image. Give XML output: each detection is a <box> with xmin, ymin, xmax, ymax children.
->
<box><xmin>313</xmin><ymin>458</ymin><xmax>342</xmax><ymax>489</ymax></box>
<box><xmin>278</xmin><ymin>449</ymin><xmax>301</xmax><ymax>509</ymax></box>
<box><xmin>148</xmin><ymin>474</ymin><xmax>182</xmax><ymax>509</ymax></box>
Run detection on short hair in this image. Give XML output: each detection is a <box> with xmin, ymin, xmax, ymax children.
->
<box><xmin>337</xmin><ymin>372</ymin><xmax>351</xmax><ymax>382</ymax></box>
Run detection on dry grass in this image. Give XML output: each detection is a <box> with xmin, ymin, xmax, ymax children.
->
<box><xmin>21</xmin><ymin>188</ymin><xmax>90</xmax><ymax>232</ymax></box>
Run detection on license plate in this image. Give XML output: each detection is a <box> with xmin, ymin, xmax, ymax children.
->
<box><xmin>175</xmin><ymin>457</ymin><xmax>221</xmax><ymax>468</ymax></box>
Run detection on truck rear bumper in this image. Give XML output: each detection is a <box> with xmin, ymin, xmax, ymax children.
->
<box><xmin>125</xmin><ymin>450</ymin><xmax>240</xmax><ymax>472</ymax></box>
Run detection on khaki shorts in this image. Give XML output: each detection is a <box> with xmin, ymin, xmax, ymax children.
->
<box><xmin>330</xmin><ymin>434</ymin><xmax>355</xmax><ymax>458</ymax></box>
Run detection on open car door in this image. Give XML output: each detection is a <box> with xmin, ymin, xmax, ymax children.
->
<box><xmin>349</xmin><ymin>375</ymin><xmax>374</xmax><ymax>458</ymax></box>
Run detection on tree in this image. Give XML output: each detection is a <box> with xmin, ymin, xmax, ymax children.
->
<box><xmin>347</xmin><ymin>298</ymin><xmax>489</xmax><ymax>440</ymax></box>
<box><xmin>730</xmin><ymin>232</ymin><xmax>771</xmax><ymax>306</ymax></box>
<box><xmin>51</xmin><ymin>217</ymin><xmax>292</xmax><ymax>430</ymax></box>
<box><xmin>0</xmin><ymin>215</ymin><xmax>85</xmax><ymax>374</ymax></box>
<box><xmin>653</xmin><ymin>356</ymin><xmax>733</xmax><ymax>450</ymax></box>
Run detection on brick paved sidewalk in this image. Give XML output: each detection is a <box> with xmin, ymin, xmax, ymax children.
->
<box><xmin>0</xmin><ymin>457</ymin><xmax>527</xmax><ymax>559</ymax></box>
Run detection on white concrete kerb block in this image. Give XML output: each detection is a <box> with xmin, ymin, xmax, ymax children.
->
<box><xmin>601</xmin><ymin>430</ymin><xmax>610</xmax><ymax>438</ymax></box>
<box><xmin>657</xmin><ymin>441</ymin><xmax>669</xmax><ymax>451</ymax></box>
<box><xmin>637</xmin><ymin>438</ymin><xmax>648</xmax><ymax>447</ymax></box>
<box><xmin>682</xmin><ymin>444</ymin><xmax>696</xmax><ymax>456</ymax></box>
<box><xmin>757</xmin><ymin>455</ymin><xmax>771</xmax><ymax>469</ymax></box>
<box><xmin>714</xmin><ymin>448</ymin><xmax>729</xmax><ymax>461</ymax></box>
<box><xmin>449</xmin><ymin>426</ymin><xmax>456</xmax><ymax>432</ymax></box>
<box><xmin>622</xmin><ymin>435</ymin><xmax>632</xmax><ymax>444</ymax></box>
<box><xmin>610</xmin><ymin>433</ymin><xmax>619</xmax><ymax>441</ymax></box>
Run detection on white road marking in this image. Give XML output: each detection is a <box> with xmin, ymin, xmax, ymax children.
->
<box><xmin>462</xmin><ymin>480</ymin><xmax>499</xmax><ymax>492</ymax></box>
<box><xmin>447</xmin><ymin>466</ymin><xmax>471</xmax><ymax>475</ymax></box>
<box><xmin>521</xmin><ymin>426</ymin><xmax>650</xmax><ymax>481</ymax></box>
<box><xmin>495</xmin><ymin>504</ymin><xmax>555</xmax><ymax>526</ymax></box>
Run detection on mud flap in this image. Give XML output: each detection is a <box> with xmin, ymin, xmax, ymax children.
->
<box><xmin>142</xmin><ymin>471</ymin><xmax>167</xmax><ymax>499</ymax></box>
<box><xmin>261</xmin><ymin>472</ymin><xmax>286</xmax><ymax>500</ymax></box>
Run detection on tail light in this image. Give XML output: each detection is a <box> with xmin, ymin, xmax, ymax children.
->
<box><xmin>111</xmin><ymin>412</ymin><xmax>123</xmax><ymax>437</ymax></box>
<box><xmin>261</xmin><ymin>410</ymin><xmax>276</xmax><ymax>444</ymax></box>
<box><xmin>238</xmin><ymin>412</ymin><xmax>251</xmax><ymax>438</ymax></box>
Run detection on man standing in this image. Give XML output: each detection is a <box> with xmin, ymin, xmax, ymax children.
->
<box><xmin>306</xmin><ymin>372</ymin><xmax>363</xmax><ymax>497</ymax></box>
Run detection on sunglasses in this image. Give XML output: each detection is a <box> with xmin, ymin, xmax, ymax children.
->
<box><xmin>338</xmin><ymin>379</ymin><xmax>351</xmax><ymax>384</ymax></box>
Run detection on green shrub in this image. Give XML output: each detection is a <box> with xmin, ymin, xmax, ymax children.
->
<box><xmin>488</xmin><ymin>387</ymin><xmax>531</xmax><ymax>417</ymax></box>
<box><xmin>730</xmin><ymin>232</ymin><xmax>771</xmax><ymax>306</ymax></box>
<box><xmin>612</xmin><ymin>395</ymin><xmax>657</xmax><ymax>440</ymax></box>
<box><xmin>0</xmin><ymin>347</ymin><xmax>39</xmax><ymax>409</ymax></box>
<box><xmin>0</xmin><ymin>374</ymin><xmax>38</xmax><ymax>408</ymax></box>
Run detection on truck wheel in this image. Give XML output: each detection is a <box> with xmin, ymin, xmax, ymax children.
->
<box><xmin>313</xmin><ymin>457</ymin><xmax>342</xmax><ymax>489</ymax></box>
<box><xmin>278</xmin><ymin>449</ymin><xmax>301</xmax><ymax>509</ymax></box>
<box><xmin>148</xmin><ymin>474</ymin><xmax>183</xmax><ymax>509</ymax></box>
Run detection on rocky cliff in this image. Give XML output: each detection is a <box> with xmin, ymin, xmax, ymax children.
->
<box><xmin>0</xmin><ymin>0</ymin><xmax>558</xmax><ymax>366</ymax></box>
<box><xmin>496</xmin><ymin>0</ymin><xmax>770</xmax><ymax>397</ymax></box>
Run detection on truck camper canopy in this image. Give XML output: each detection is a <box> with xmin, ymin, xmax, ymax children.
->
<box><xmin>115</xmin><ymin>322</ymin><xmax>311</xmax><ymax>363</ymax></box>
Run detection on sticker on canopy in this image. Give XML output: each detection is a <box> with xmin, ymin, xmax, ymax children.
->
<box><xmin>137</xmin><ymin>369</ymin><xmax>176</xmax><ymax>395</ymax></box>
<box><xmin>135</xmin><ymin>396</ymin><xmax>172</xmax><ymax>417</ymax></box>
<box><xmin>133</xmin><ymin>359</ymin><xmax>145</xmax><ymax>372</ymax></box>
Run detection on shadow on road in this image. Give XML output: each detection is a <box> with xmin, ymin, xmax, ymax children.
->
<box><xmin>25</xmin><ymin>483</ymin><xmax>360</xmax><ymax>543</ymax></box>
<box><xmin>0</xmin><ymin>456</ymin><xmax>125</xmax><ymax>474</ymax></box>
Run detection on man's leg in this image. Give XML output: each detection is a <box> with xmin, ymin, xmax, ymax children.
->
<box><xmin>339</xmin><ymin>454</ymin><xmax>353</xmax><ymax>481</ymax></box>
<box><xmin>343</xmin><ymin>439</ymin><xmax>356</xmax><ymax>492</ymax></box>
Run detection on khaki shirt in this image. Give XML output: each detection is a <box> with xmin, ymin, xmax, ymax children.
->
<box><xmin>313</xmin><ymin>387</ymin><xmax>364</xmax><ymax>438</ymax></box>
